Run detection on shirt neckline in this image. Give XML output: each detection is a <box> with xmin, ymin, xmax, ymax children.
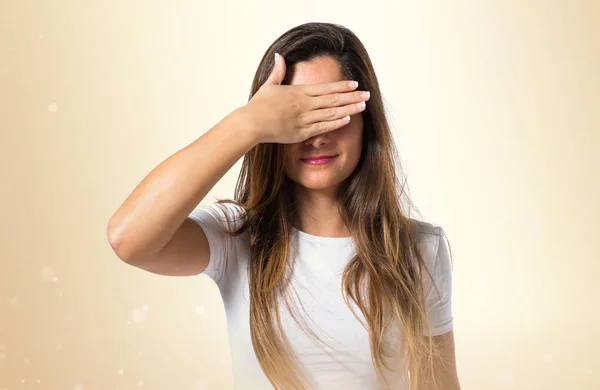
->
<box><xmin>291</xmin><ymin>226</ymin><xmax>354</xmax><ymax>244</ymax></box>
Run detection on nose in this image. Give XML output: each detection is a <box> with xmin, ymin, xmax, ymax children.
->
<box><xmin>304</xmin><ymin>131</ymin><xmax>331</xmax><ymax>148</ymax></box>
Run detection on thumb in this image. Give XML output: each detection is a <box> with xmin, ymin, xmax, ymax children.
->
<box><xmin>264</xmin><ymin>53</ymin><xmax>286</xmax><ymax>86</ymax></box>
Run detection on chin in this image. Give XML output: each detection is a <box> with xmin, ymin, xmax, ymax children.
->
<box><xmin>284</xmin><ymin>167</ymin><xmax>350</xmax><ymax>191</ymax></box>
<box><xmin>300</xmin><ymin>183</ymin><xmax>335</xmax><ymax>191</ymax></box>
<box><xmin>295</xmin><ymin>176</ymin><xmax>343</xmax><ymax>191</ymax></box>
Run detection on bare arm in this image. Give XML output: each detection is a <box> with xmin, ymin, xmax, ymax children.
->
<box><xmin>106</xmin><ymin>107</ymin><xmax>257</xmax><ymax>275</ymax></box>
<box><xmin>106</xmin><ymin>53</ymin><xmax>369</xmax><ymax>276</ymax></box>
<box><xmin>418</xmin><ymin>330</ymin><xmax>461</xmax><ymax>390</ymax></box>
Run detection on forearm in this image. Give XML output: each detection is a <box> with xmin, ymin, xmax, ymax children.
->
<box><xmin>416</xmin><ymin>331</ymin><xmax>461</xmax><ymax>390</ymax></box>
<box><xmin>416</xmin><ymin>374</ymin><xmax>461</xmax><ymax>390</ymax></box>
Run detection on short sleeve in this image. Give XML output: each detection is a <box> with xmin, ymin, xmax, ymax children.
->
<box><xmin>187</xmin><ymin>202</ymin><xmax>244</xmax><ymax>285</ymax></box>
<box><xmin>423</xmin><ymin>227</ymin><xmax>454</xmax><ymax>336</ymax></box>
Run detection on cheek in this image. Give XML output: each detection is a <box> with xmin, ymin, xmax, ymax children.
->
<box><xmin>342</xmin><ymin>125</ymin><xmax>364</xmax><ymax>155</ymax></box>
<box><xmin>338</xmin><ymin>114</ymin><xmax>363</xmax><ymax>136</ymax></box>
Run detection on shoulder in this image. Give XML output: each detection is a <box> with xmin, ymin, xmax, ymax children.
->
<box><xmin>407</xmin><ymin>218</ymin><xmax>444</xmax><ymax>249</ymax></box>
<box><xmin>406</xmin><ymin>217</ymin><xmax>450</xmax><ymax>269</ymax></box>
<box><xmin>407</xmin><ymin>217</ymin><xmax>442</xmax><ymax>238</ymax></box>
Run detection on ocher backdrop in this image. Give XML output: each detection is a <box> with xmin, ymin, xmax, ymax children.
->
<box><xmin>1</xmin><ymin>1</ymin><xmax>598</xmax><ymax>389</ymax></box>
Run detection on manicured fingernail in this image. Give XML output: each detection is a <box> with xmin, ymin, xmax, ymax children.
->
<box><xmin>349</xmin><ymin>81</ymin><xmax>358</xmax><ymax>88</ymax></box>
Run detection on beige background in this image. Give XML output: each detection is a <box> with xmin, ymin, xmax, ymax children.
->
<box><xmin>1</xmin><ymin>0</ymin><xmax>599</xmax><ymax>389</ymax></box>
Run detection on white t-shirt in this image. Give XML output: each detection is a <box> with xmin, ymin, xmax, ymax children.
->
<box><xmin>188</xmin><ymin>202</ymin><xmax>453</xmax><ymax>390</ymax></box>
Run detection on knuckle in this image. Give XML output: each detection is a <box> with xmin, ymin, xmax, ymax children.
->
<box><xmin>294</xmin><ymin>95</ymin><xmax>307</xmax><ymax>110</ymax></box>
<box><xmin>297</xmin><ymin>111</ymin><xmax>308</xmax><ymax>124</ymax></box>
<box><xmin>288</xmin><ymin>100</ymin><xmax>301</xmax><ymax>114</ymax></box>
<box><xmin>329</xmin><ymin>94</ymin><xmax>339</xmax><ymax>106</ymax></box>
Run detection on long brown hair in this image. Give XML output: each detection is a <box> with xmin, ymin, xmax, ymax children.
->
<box><xmin>214</xmin><ymin>22</ymin><xmax>453</xmax><ymax>390</ymax></box>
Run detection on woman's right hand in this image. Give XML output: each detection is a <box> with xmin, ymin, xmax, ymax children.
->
<box><xmin>242</xmin><ymin>53</ymin><xmax>370</xmax><ymax>144</ymax></box>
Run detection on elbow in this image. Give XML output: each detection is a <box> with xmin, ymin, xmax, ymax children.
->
<box><xmin>107</xmin><ymin>225</ymin><xmax>126</xmax><ymax>261</ymax></box>
<box><xmin>106</xmin><ymin>219</ymin><xmax>136</xmax><ymax>263</ymax></box>
<box><xmin>106</xmin><ymin>219</ymin><xmax>157</xmax><ymax>267</ymax></box>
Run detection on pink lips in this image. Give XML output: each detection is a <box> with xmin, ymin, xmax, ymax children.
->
<box><xmin>301</xmin><ymin>155</ymin><xmax>337</xmax><ymax>165</ymax></box>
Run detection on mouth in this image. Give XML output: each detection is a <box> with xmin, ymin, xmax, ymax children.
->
<box><xmin>300</xmin><ymin>155</ymin><xmax>338</xmax><ymax>165</ymax></box>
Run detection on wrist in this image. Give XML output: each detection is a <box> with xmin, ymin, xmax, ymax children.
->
<box><xmin>231</xmin><ymin>105</ymin><xmax>263</xmax><ymax>146</ymax></box>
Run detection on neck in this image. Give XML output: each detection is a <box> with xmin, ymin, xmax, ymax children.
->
<box><xmin>293</xmin><ymin>186</ymin><xmax>350</xmax><ymax>238</ymax></box>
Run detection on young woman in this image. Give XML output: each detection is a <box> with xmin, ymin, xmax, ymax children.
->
<box><xmin>108</xmin><ymin>22</ymin><xmax>460</xmax><ymax>390</ymax></box>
